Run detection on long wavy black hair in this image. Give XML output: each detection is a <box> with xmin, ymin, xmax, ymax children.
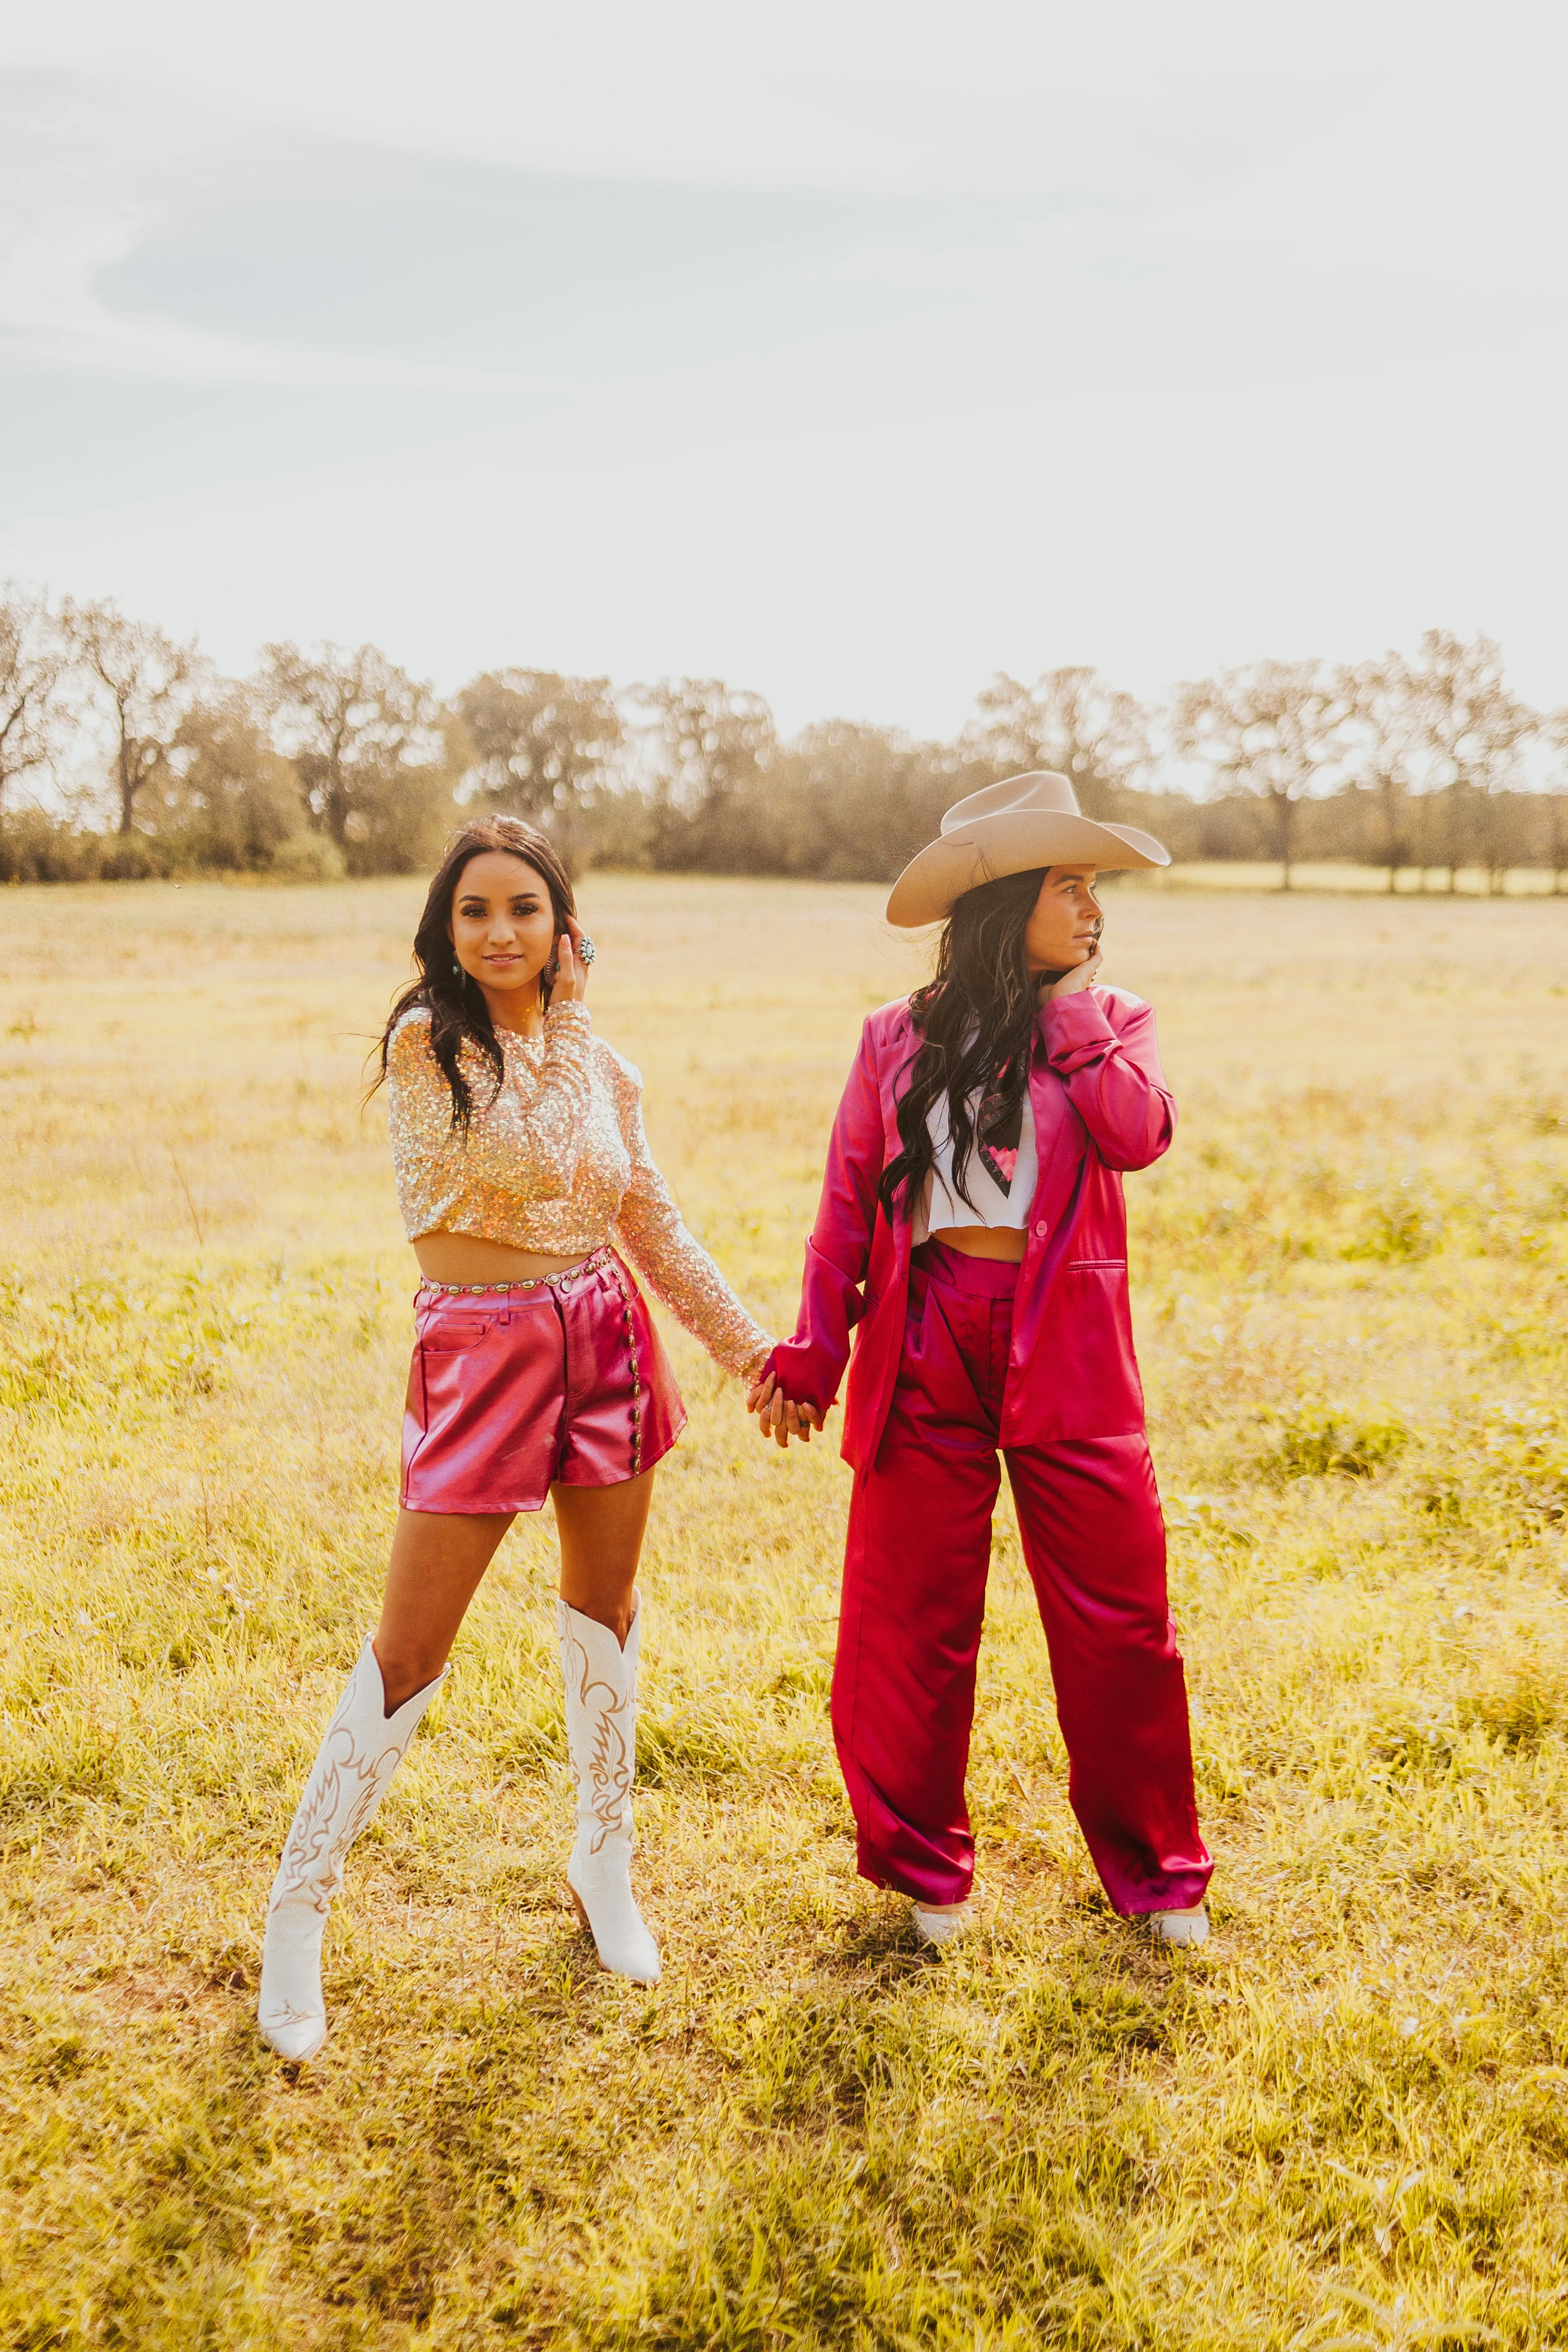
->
<box><xmin>370</xmin><ymin>815</ymin><xmax>576</xmax><ymax>1133</ymax></box>
<box><xmin>879</xmin><ymin>866</ymin><xmax>1060</xmax><ymax>1222</ymax></box>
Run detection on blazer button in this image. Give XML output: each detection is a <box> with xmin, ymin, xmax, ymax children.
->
<box><xmin>1033</xmin><ymin>1220</ymin><xmax>1048</xmax><ymax>1238</ymax></box>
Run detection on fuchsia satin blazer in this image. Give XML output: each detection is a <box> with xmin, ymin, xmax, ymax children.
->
<box><xmin>767</xmin><ymin>986</ymin><xmax>1176</xmax><ymax>1469</ymax></box>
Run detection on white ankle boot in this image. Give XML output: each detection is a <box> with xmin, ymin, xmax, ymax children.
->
<box><xmin>557</xmin><ymin>1597</ymin><xmax>661</xmax><ymax>1986</ymax></box>
<box><xmin>1150</xmin><ymin>1904</ymin><xmax>1210</xmax><ymax>1947</ymax></box>
<box><xmin>258</xmin><ymin>1638</ymin><xmax>444</xmax><ymax>2060</ymax></box>
<box><xmin>912</xmin><ymin>1883</ymin><xmax>983</xmax><ymax>1948</ymax></box>
<box><xmin>913</xmin><ymin>1904</ymin><xmax>972</xmax><ymax>1947</ymax></box>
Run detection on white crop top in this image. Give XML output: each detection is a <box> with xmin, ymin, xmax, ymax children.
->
<box><xmin>913</xmin><ymin>1086</ymin><xmax>1038</xmax><ymax>1246</ymax></box>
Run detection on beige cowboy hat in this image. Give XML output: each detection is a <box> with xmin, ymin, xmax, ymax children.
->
<box><xmin>885</xmin><ymin>771</ymin><xmax>1171</xmax><ymax>928</ymax></box>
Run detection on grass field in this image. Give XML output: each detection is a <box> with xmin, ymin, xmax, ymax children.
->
<box><xmin>1142</xmin><ymin>864</ymin><xmax>1565</xmax><ymax>898</ymax></box>
<box><xmin>3</xmin><ymin>873</ymin><xmax>1568</xmax><ymax>2351</ymax></box>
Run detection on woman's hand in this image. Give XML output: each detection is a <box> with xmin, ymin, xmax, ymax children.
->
<box><xmin>1048</xmin><ymin>944</ymin><xmax>1102</xmax><ymax>999</ymax></box>
<box><xmin>554</xmin><ymin>918</ymin><xmax>591</xmax><ymax>1004</ymax></box>
<box><xmin>746</xmin><ymin>1370</ymin><xmax>824</xmax><ymax>1449</ymax></box>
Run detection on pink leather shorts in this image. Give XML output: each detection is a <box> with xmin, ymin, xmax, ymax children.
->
<box><xmin>400</xmin><ymin>1250</ymin><xmax>686</xmax><ymax>1515</ymax></box>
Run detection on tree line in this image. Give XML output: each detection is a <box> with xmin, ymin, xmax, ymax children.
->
<box><xmin>3</xmin><ymin>586</ymin><xmax>1566</xmax><ymax>891</ymax></box>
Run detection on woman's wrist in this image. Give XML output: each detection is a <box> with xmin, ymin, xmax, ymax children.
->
<box><xmin>1042</xmin><ymin>984</ymin><xmax>1112</xmax><ymax>1024</ymax></box>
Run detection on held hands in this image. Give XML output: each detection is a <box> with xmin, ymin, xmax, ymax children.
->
<box><xmin>745</xmin><ymin>1370</ymin><xmax>825</xmax><ymax>1449</ymax></box>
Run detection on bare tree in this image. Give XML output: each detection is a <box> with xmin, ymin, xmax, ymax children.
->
<box><xmin>260</xmin><ymin>641</ymin><xmax>452</xmax><ymax>870</ymax></box>
<box><xmin>640</xmin><ymin>679</ymin><xmax>777</xmax><ymax>872</ymax></box>
<box><xmin>1542</xmin><ymin>707</ymin><xmax>1568</xmax><ymax>897</ymax></box>
<box><xmin>1172</xmin><ymin>660</ymin><xmax>1350</xmax><ymax>889</ymax></box>
<box><xmin>779</xmin><ymin>720</ymin><xmax>959</xmax><ymax>880</ymax></box>
<box><xmin>142</xmin><ymin>684</ymin><xmax>308</xmax><ymax>870</ymax></box>
<box><xmin>455</xmin><ymin>670</ymin><xmax>623</xmax><ymax>827</ymax></box>
<box><xmin>60</xmin><ymin>599</ymin><xmax>200</xmax><ymax>835</ymax></box>
<box><xmin>1398</xmin><ymin>630</ymin><xmax>1534</xmax><ymax>894</ymax></box>
<box><xmin>1341</xmin><ymin>652</ymin><xmax>1421</xmax><ymax>892</ymax></box>
<box><xmin>971</xmin><ymin>667</ymin><xmax>1149</xmax><ymax>815</ymax></box>
<box><xmin>0</xmin><ymin>587</ymin><xmax>69</xmax><ymax>815</ymax></box>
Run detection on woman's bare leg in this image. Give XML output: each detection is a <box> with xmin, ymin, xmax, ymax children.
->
<box><xmin>374</xmin><ymin>1508</ymin><xmax>515</xmax><ymax>1710</ymax></box>
<box><xmin>374</xmin><ymin>1471</ymin><xmax>656</xmax><ymax>1707</ymax></box>
<box><xmin>554</xmin><ymin>1469</ymin><xmax>656</xmax><ymax>1647</ymax></box>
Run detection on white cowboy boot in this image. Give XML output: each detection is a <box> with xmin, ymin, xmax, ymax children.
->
<box><xmin>557</xmin><ymin>1597</ymin><xmax>661</xmax><ymax>1985</ymax></box>
<box><xmin>258</xmin><ymin>1638</ymin><xmax>444</xmax><ymax>2060</ymax></box>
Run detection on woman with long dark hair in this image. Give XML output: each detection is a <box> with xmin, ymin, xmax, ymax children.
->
<box><xmin>750</xmin><ymin>774</ymin><xmax>1213</xmax><ymax>1947</ymax></box>
<box><xmin>259</xmin><ymin>815</ymin><xmax>772</xmax><ymax>2058</ymax></box>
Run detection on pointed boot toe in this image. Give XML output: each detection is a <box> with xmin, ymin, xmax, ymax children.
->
<box><xmin>259</xmin><ymin>1897</ymin><xmax>328</xmax><ymax>2059</ymax></box>
<box><xmin>568</xmin><ymin>1856</ymin><xmax>662</xmax><ymax>1985</ymax></box>
<box><xmin>258</xmin><ymin>2007</ymin><xmax>328</xmax><ymax>2062</ymax></box>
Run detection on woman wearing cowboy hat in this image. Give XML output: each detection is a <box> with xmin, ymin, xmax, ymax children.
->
<box><xmin>748</xmin><ymin>772</ymin><xmax>1213</xmax><ymax>1948</ymax></box>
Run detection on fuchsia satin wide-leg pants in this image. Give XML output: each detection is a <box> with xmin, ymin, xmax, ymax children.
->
<box><xmin>833</xmin><ymin>1240</ymin><xmax>1213</xmax><ymax>1915</ymax></box>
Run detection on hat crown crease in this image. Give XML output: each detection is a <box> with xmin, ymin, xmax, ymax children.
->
<box><xmin>939</xmin><ymin>770</ymin><xmax>1079</xmax><ymax>835</ymax></box>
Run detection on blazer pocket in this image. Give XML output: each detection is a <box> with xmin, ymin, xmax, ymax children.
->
<box><xmin>1031</xmin><ymin>1261</ymin><xmax>1144</xmax><ymax>1434</ymax></box>
<box><xmin>418</xmin><ymin>1314</ymin><xmax>493</xmax><ymax>1353</ymax></box>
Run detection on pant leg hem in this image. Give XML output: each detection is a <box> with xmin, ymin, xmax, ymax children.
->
<box><xmin>1112</xmin><ymin>1870</ymin><xmax>1214</xmax><ymax>1917</ymax></box>
<box><xmin>857</xmin><ymin>1853</ymin><xmax>974</xmax><ymax>1906</ymax></box>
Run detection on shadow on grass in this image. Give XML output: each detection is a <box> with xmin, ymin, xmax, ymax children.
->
<box><xmin>816</xmin><ymin>1897</ymin><xmax>933</xmax><ymax>1984</ymax></box>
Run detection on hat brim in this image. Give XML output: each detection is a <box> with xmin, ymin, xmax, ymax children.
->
<box><xmin>885</xmin><ymin>812</ymin><xmax>1170</xmax><ymax>928</ymax></box>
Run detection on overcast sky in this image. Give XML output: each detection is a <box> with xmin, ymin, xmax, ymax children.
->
<box><xmin>3</xmin><ymin>1</ymin><xmax>1565</xmax><ymax>735</ymax></box>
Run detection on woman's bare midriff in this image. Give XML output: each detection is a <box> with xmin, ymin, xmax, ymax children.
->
<box><xmin>929</xmin><ymin>1225</ymin><xmax>1027</xmax><ymax>1263</ymax></box>
<box><xmin>413</xmin><ymin>1232</ymin><xmax>595</xmax><ymax>1285</ymax></box>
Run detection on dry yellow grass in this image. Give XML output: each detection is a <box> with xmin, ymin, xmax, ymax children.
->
<box><xmin>1143</xmin><ymin>864</ymin><xmax>1567</xmax><ymax>897</ymax></box>
<box><xmin>2</xmin><ymin>873</ymin><xmax>1568</xmax><ymax>2350</ymax></box>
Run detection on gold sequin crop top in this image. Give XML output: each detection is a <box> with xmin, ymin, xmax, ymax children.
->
<box><xmin>386</xmin><ymin>1001</ymin><xmax>772</xmax><ymax>1378</ymax></box>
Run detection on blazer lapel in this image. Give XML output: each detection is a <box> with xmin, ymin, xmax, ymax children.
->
<box><xmin>879</xmin><ymin>1006</ymin><xmax>917</xmax><ymax>1148</ymax></box>
<box><xmin>1009</xmin><ymin>1041</ymin><xmax>1087</xmax><ymax>1366</ymax></box>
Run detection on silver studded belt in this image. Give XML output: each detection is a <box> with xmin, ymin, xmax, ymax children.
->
<box><xmin>416</xmin><ymin>1245</ymin><xmax>614</xmax><ymax>1296</ymax></box>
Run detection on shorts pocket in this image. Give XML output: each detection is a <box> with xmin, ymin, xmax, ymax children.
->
<box><xmin>417</xmin><ymin>1314</ymin><xmax>493</xmax><ymax>1353</ymax></box>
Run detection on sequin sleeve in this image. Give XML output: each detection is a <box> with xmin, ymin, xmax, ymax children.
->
<box><xmin>388</xmin><ymin>1002</ymin><xmax>595</xmax><ymax>1205</ymax></box>
<box><xmin>605</xmin><ymin>1055</ymin><xmax>774</xmax><ymax>1379</ymax></box>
